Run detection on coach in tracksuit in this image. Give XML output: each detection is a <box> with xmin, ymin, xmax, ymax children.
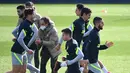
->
<box><xmin>85</xmin><ymin>17</ymin><xmax>114</xmax><ymax>73</ymax></box>
<box><xmin>35</xmin><ymin>17</ymin><xmax>61</xmax><ymax>73</ymax></box>
<box><xmin>25</xmin><ymin>1</ymin><xmax>55</xmax><ymax>68</ymax></box>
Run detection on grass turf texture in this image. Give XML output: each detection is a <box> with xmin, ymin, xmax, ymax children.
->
<box><xmin>0</xmin><ymin>4</ymin><xmax>130</xmax><ymax>73</ymax></box>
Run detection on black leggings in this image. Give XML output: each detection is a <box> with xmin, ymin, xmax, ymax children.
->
<box><xmin>40</xmin><ymin>46</ymin><xmax>58</xmax><ymax>73</ymax></box>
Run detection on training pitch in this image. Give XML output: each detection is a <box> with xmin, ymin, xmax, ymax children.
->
<box><xmin>0</xmin><ymin>4</ymin><xmax>130</xmax><ymax>73</ymax></box>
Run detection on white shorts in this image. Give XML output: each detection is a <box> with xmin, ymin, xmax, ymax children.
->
<box><xmin>12</xmin><ymin>52</ymin><xmax>27</xmax><ymax>65</ymax></box>
<box><xmin>88</xmin><ymin>62</ymin><xmax>102</xmax><ymax>73</ymax></box>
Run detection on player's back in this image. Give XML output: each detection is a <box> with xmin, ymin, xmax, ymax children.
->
<box><xmin>72</xmin><ymin>17</ymin><xmax>85</xmax><ymax>46</ymax></box>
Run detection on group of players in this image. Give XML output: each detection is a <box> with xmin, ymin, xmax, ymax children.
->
<box><xmin>6</xmin><ymin>1</ymin><xmax>114</xmax><ymax>73</ymax></box>
<box><xmin>53</xmin><ymin>3</ymin><xmax>114</xmax><ymax>73</ymax></box>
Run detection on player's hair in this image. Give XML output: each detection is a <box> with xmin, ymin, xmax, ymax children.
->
<box><xmin>25</xmin><ymin>1</ymin><xmax>34</xmax><ymax>7</ymax></box>
<box><xmin>81</xmin><ymin>7</ymin><xmax>92</xmax><ymax>16</ymax></box>
<box><xmin>93</xmin><ymin>17</ymin><xmax>102</xmax><ymax>25</ymax></box>
<box><xmin>40</xmin><ymin>17</ymin><xmax>50</xmax><ymax>24</ymax></box>
<box><xmin>24</xmin><ymin>8</ymin><xmax>34</xmax><ymax>17</ymax></box>
<box><xmin>17</xmin><ymin>5</ymin><xmax>25</xmax><ymax>10</ymax></box>
<box><xmin>62</xmin><ymin>28</ymin><xmax>72</xmax><ymax>37</ymax></box>
<box><xmin>76</xmin><ymin>3</ymin><xmax>84</xmax><ymax>10</ymax></box>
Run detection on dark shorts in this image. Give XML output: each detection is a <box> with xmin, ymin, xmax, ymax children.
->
<box><xmin>11</xmin><ymin>41</ymin><xmax>25</xmax><ymax>54</ymax></box>
<box><xmin>67</xmin><ymin>62</ymin><xmax>81</xmax><ymax>73</ymax></box>
<box><xmin>82</xmin><ymin>41</ymin><xmax>88</xmax><ymax>60</ymax></box>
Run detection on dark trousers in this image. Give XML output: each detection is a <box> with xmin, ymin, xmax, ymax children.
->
<box><xmin>66</xmin><ymin>62</ymin><xmax>81</xmax><ymax>73</ymax></box>
<box><xmin>40</xmin><ymin>46</ymin><xmax>58</xmax><ymax>73</ymax></box>
<box><xmin>34</xmin><ymin>47</ymin><xmax>40</xmax><ymax>68</ymax></box>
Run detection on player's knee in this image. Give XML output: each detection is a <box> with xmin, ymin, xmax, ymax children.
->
<box><xmin>80</xmin><ymin>60</ymin><xmax>88</xmax><ymax>67</ymax></box>
<box><xmin>83</xmin><ymin>69</ymin><xmax>88</xmax><ymax>73</ymax></box>
<box><xmin>20</xmin><ymin>64</ymin><xmax>27</xmax><ymax>73</ymax></box>
<box><xmin>20</xmin><ymin>69</ymin><xmax>26</xmax><ymax>73</ymax></box>
<box><xmin>12</xmin><ymin>67</ymin><xmax>21</xmax><ymax>73</ymax></box>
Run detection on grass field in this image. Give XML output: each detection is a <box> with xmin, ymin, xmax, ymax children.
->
<box><xmin>0</xmin><ymin>4</ymin><xmax>130</xmax><ymax>73</ymax></box>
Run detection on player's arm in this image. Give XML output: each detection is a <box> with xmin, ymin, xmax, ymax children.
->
<box><xmin>17</xmin><ymin>29</ymin><xmax>30</xmax><ymax>51</ymax></box>
<box><xmin>12</xmin><ymin>25</ymin><xmax>19</xmax><ymax>38</ymax></box>
<box><xmin>66</xmin><ymin>41</ymin><xmax>84</xmax><ymax>65</ymax></box>
<box><xmin>98</xmin><ymin>41</ymin><xmax>114</xmax><ymax>50</ymax></box>
<box><xmin>83</xmin><ymin>24</ymin><xmax>93</xmax><ymax>37</ymax></box>
<box><xmin>67</xmin><ymin>47</ymin><xmax>84</xmax><ymax>65</ymax></box>
<box><xmin>98</xmin><ymin>45</ymin><xmax>108</xmax><ymax>50</ymax></box>
<box><xmin>27</xmin><ymin>24</ymin><xmax>38</xmax><ymax>47</ymax></box>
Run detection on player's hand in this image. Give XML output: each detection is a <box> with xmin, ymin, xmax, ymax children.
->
<box><xmin>55</xmin><ymin>44</ymin><xmax>61</xmax><ymax>51</ymax></box>
<box><xmin>12</xmin><ymin>38</ymin><xmax>16</xmax><ymax>42</ymax></box>
<box><xmin>35</xmin><ymin>39</ymin><xmax>41</xmax><ymax>45</ymax></box>
<box><xmin>61</xmin><ymin>61</ymin><xmax>67</xmax><ymax>67</ymax></box>
<box><xmin>62</xmin><ymin>57</ymin><xmax>67</xmax><ymax>61</ymax></box>
<box><xmin>105</xmin><ymin>41</ymin><xmax>114</xmax><ymax>48</ymax></box>
<box><xmin>27</xmin><ymin>50</ymin><xmax>34</xmax><ymax>54</ymax></box>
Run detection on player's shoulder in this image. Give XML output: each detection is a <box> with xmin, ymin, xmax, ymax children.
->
<box><xmin>20</xmin><ymin>20</ymin><xmax>30</xmax><ymax>28</ymax></box>
<box><xmin>72</xmin><ymin>39</ymin><xmax>78</xmax><ymax>46</ymax></box>
<box><xmin>73</xmin><ymin>17</ymin><xmax>84</xmax><ymax>25</ymax></box>
<box><xmin>73</xmin><ymin>18</ymin><xmax>80</xmax><ymax>23</ymax></box>
<box><xmin>90</xmin><ymin>29</ymin><xmax>95</xmax><ymax>35</ymax></box>
<box><xmin>89</xmin><ymin>29</ymin><xmax>98</xmax><ymax>37</ymax></box>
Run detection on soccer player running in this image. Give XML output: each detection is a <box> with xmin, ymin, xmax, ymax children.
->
<box><xmin>56</xmin><ymin>3</ymin><xmax>86</xmax><ymax>48</ymax></box>
<box><xmin>55</xmin><ymin>4</ymin><xmax>92</xmax><ymax>73</ymax></box>
<box><xmin>16</xmin><ymin>5</ymin><xmax>25</xmax><ymax>26</ymax></box>
<box><xmin>86</xmin><ymin>17</ymin><xmax>113</xmax><ymax>73</ymax></box>
<box><xmin>6</xmin><ymin>8</ymin><xmax>38</xmax><ymax>73</ymax></box>
<box><xmin>25</xmin><ymin>1</ymin><xmax>41</xmax><ymax>69</ymax></box>
<box><xmin>11</xmin><ymin>4</ymin><xmax>40</xmax><ymax>73</ymax></box>
<box><xmin>81</xmin><ymin>9</ymin><xmax>111</xmax><ymax>73</ymax></box>
<box><xmin>54</xmin><ymin>28</ymin><xmax>84</xmax><ymax>73</ymax></box>
<box><xmin>12</xmin><ymin>4</ymin><xmax>25</xmax><ymax>42</ymax></box>
<box><xmin>74</xmin><ymin>4</ymin><xmax>111</xmax><ymax>73</ymax></box>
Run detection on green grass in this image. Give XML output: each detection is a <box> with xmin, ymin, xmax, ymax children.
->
<box><xmin>0</xmin><ymin>4</ymin><xmax>130</xmax><ymax>73</ymax></box>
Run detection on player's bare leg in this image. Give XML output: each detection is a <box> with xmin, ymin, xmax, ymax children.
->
<box><xmin>98</xmin><ymin>60</ymin><xmax>110</xmax><ymax>73</ymax></box>
<box><xmin>12</xmin><ymin>65</ymin><xmax>22</xmax><ymax>73</ymax></box>
<box><xmin>98</xmin><ymin>60</ymin><xmax>104</xmax><ymax>68</ymax></box>
<box><xmin>20</xmin><ymin>64</ymin><xmax>27</xmax><ymax>73</ymax></box>
<box><xmin>80</xmin><ymin>60</ymin><xmax>88</xmax><ymax>73</ymax></box>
